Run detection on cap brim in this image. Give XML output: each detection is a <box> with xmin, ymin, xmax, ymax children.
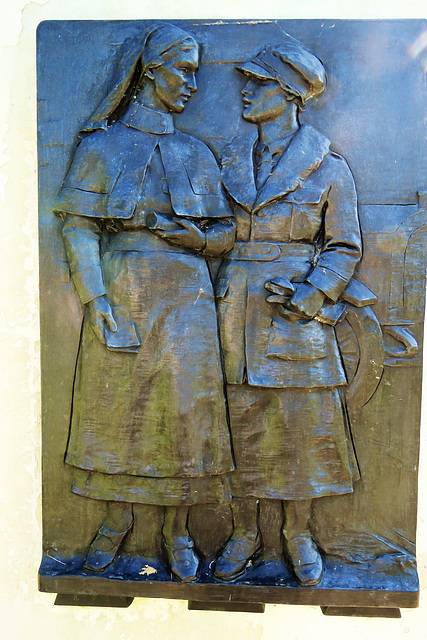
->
<box><xmin>235</xmin><ymin>60</ymin><xmax>275</xmax><ymax>81</ymax></box>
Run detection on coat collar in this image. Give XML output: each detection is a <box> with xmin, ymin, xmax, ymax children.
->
<box><xmin>220</xmin><ymin>131</ymin><xmax>258</xmax><ymax>211</ymax></box>
<box><xmin>120</xmin><ymin>101</ymin><xmax>174</xmax><ymax>135</ymax></box>
<box><xmin>221</xmin><ymin>124</ymin><xmax>330</xmax><ymax>213</ymax></box>
<box><xmin>254</xmin><ymin>124</ymin><xmax>330</xmax><ymax>212</ymax></box>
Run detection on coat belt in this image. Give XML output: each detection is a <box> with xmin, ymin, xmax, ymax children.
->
<box><xmin>227</xmin><ymin>241</ymin><xmax>315</xmax><ymax>262</ymax></box>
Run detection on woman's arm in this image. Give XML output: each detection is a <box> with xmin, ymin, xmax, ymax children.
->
<box><xmin>306</xmin><ymin>155</ymin><xmax>362</xmax><ymax>302</ymax></box>
<box><xmin>284</xmin><ymin>155</ymin><xmax>362</xmax><ymax>319</ymax></box>
<box><xmin>152</xmin><ymin>217</ymin><xmax>236</xmax><ymax>257</ymax></box>
<box><xmin>62</xmin><ymin>214</ymin><xmax>116</xmax><ymax>343</ymax></box>
<box><xmin>62</xmin><ymin>214</ymin><xmax>105</xmax><ymax>303</ymax></box>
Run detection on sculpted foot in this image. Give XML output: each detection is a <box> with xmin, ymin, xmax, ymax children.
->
<box><xmin>283</xmin><ymin>530</ymin><xmax>323</xmax><ymax>586</ymax></box>
<box><xmin>84</xmin><ymin>522</ymin><xmax>133</xmax><ymax>572</ymax></box>
<box><xmin>214</xmin><ymin>532</ymin><xmax>262</xmax><ymax>581</ymax></box>
<box><xmin>162</xmin><ymin>534</ymin><xmax>200</xmax><ymax>583</ymax></box>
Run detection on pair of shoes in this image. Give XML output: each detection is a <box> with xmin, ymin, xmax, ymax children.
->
<box><xmin>214</xmin><ymin>532</ymin><xmax>262</xmax><ymax>581</ymax></box>
<box><xmin>283</xmin><ymin>530</ymin><xmax>323</xmax><ymax>587</ymax></box>
<box><xmin>84</xmin><ymin>522</ymin><xmax>132</xmax><ymax>572</ymax></box>
<box><xmin>162</xmin><ymin>534</ymin><xmax>200</xmax><ymax>583</ymax></box>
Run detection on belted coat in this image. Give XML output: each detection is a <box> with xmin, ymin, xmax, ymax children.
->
<box><xmin>216</xmin><ymin>124</ymin><xmax>362</xmax><ymax>499</ymax></box>
<box><xmin>217</xmin><ymin>124</ymin><xmax>362</xmax><ymax>389</ymax></box>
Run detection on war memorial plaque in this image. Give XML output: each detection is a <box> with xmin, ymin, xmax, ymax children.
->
<box><xmin>37</xmin><ymin>19</ymin><xmax>427</xmax><ymax>615</ymax></box>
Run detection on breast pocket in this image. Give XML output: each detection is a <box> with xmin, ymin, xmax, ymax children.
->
<box><xmin>287</xmin><ymin>187</ymin><xmax>325</xmax><ymax>242</ymax></box>
<box><xmin>266</xmin><ymin>314</ymin><xmax>327</xmax><ymax>362</ymax></box>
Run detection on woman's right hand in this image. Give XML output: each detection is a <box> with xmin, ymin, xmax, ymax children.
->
<box><xmin>87</xmin><ymin>296</ymin><xmax>117</xmax><ymax>344</ymax></box>
<box><xmin>152</xmin><ymin>218</ymin><xmax>206</xmax><ymax>251</ymax></box>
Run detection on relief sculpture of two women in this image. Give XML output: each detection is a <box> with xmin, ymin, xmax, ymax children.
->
<box><xmin>55</xmin><ymin>23</ymin><xmax>374</xmax><ymax>588</ymax></box>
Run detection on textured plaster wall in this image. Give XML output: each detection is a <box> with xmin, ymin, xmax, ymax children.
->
<box><xmin>1</xmin><ymin>1</ymin><xmax>426</xmax><ymax>639</ymax></box>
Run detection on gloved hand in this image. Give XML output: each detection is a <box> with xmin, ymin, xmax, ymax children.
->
<box><xmin>285</xmin><ymin>282</ymin><xmax>326</xmax><ymax>319</ymax></box>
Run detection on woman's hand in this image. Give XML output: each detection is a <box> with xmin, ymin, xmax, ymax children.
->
<box><xmin>153</xmin><ymin>218</ymin><xmax>206</xmax><ymax>251</ymax></box>
<box><xmin>87</xmin><ymin>296</ymin><xmax>117</xmax><ymax>344</ymax></box>
<box><xmin>284</xmin><ymin>282</ymin><xmax>326</xmax><ymax>319</ymax></box>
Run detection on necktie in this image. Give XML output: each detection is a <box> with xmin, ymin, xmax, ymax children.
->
<box><xmin>255</xmin><ymin>143</ymin><xmax>273</xmax><ymax>190</ymax></box>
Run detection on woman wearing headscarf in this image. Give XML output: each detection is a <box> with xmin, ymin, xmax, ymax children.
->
<box><xmin>55</xmin><ymin>23</ymin><xmax>236</xmax><ymax>582</ymax></box>
<box><xmin>213</xmin><ymin>39</ymin><xmax>362</xmax><ymax>586</ymax></box>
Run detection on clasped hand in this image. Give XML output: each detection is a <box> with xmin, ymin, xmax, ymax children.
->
<box><xmin>151</xmin><ymin>218</ymin><xmax>206</xmax><ymax>251</ymax></box>
<box><xmin>265</xmin><ymin>280</ymin><xmax>325</xmax><ymax>319</ymax></box>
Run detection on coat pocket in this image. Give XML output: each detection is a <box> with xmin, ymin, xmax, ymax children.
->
<box><xmin>266</xmin><ymin>315</ymin><xmax>327</xmax><ymax>361</ymax></box>
<box><xmin>287</xmin><ymin>187</ymin><xmax>324</xmax><ymax>242</ymax></box>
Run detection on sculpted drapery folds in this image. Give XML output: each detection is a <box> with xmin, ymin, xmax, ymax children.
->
<box><xmin>56</xmin><ymin>25</ymin><xmax>367</xmax><ymax>590</ymax></box>
<box><xmin>37</xmin><ymin>20</ymin><xmax>425</xmax><ymax>610</ymax></box>
<box><xmin>55</xmin><ymin>23</ymin><xmax>236</xmax><ymax>583</ymax></box>
<box><xmin>213</xmin><ymin>40</ymin><xmax>363</xmax><ymax>587</ymax></box>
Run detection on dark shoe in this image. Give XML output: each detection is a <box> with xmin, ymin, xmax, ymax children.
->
<box><xmin>84</xmin><ymin>523</ymin><xmax>132</xmax><ymax>572</ymax></box>
<box><xmin>214</xmin><ymin>532</ymin><xmax>262</xmax><ymax>581</ymax></box>
<box><xmin>162</xmin><ymin>535</ymin><xmax>200</xmax><ymax>583</ymax></box>
<box><xmin>283</xmin><ymin>530</ymin><xmax>323</xmax><ymax>586</ymax></box>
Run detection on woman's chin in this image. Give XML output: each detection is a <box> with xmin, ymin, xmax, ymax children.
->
<box><xmin>242</xmin><ymin>109</ymin><xmax>256</xmax><ymax>122</ymax></box>
<box><xmin>170</xmin><ymin>102</ymin><xmax>186</xmax><ymax>113</ymax></box>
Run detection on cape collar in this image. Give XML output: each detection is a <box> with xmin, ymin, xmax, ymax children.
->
<box><xmin>221</xmin><ymin>124</ymin><xmax>330</xmax><ymax>213</ymax></box>
<box><xmin>120</xmin><ymin>101</ymin><xmax>174</xmax><ymax>135</ymax></box>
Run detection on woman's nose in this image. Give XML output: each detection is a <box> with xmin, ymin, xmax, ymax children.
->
<box><xmin>187</xmin><ymin>73</ymin><xmax>197</xmax><ymax>92</ymax></box>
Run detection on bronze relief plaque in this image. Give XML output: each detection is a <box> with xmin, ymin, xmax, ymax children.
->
<box><xmin>37</xmin><ymin>19</ymin><xmax>427</xmax><ymax>615</ymax></box>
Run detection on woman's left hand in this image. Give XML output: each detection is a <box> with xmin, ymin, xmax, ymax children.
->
<box><xmin>153</xmin><ymin>218</ymin><xmax>206</xmax><ymax>251</ymax></box>
<box><xmin>284</xmin><ymin>282</ymin><xmax>326</xmax><ymax>319</ymax></box>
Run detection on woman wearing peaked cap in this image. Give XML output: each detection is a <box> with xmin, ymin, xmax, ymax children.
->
<box><xmin>214</xmin><ymin>39</ymin><xmax>362</xmax><ymax>586</ymax></box>
<box><xmin>55</xmin><ymin>23</ymin><xmax>236</xmax><ymax>582</ymax></box>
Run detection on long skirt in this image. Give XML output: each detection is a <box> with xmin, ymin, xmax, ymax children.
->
<box><xmin>66</xmin><ymin>231</ymin><xmax>234</xmax><ymax>506</ymax></box>
<box><xmin>226</xmin><ymin>384</ymin><xmax>359</xmax><ymax>500</ymax></box>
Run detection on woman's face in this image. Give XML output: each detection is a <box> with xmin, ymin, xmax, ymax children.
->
<box><xmin>241</xmin><ymin>76</ymin><xmax>289</xmax><ymax>123</ymax></box>
<box><xmin>150</xmin><ymin>47</ymin><xmax>199</xmax><ymax>113</ymax></box>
